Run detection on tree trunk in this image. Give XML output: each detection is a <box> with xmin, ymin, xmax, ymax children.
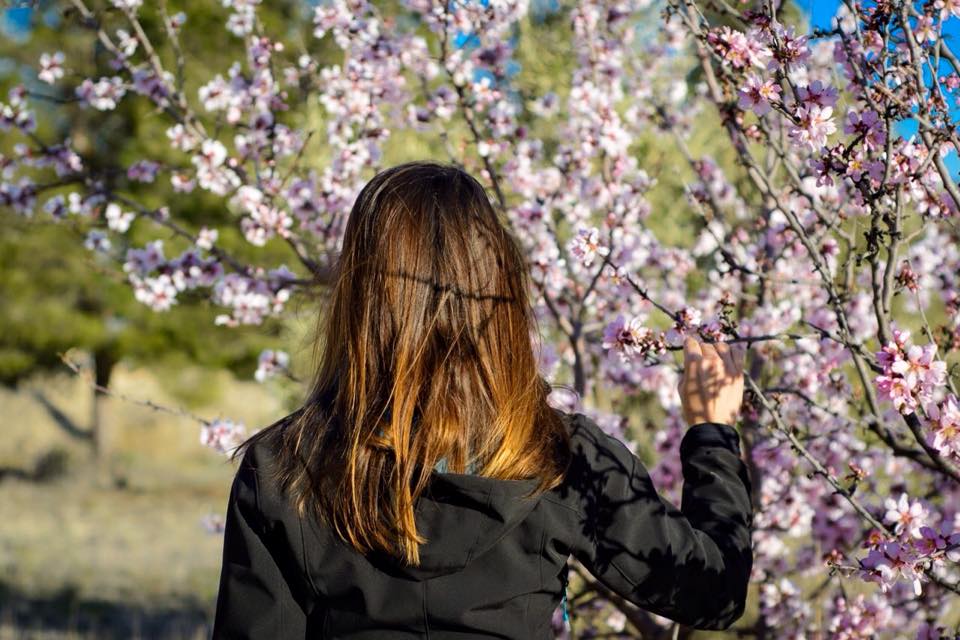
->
<box><xmin>90</xmin><ymin>349</ymin><xmax>116</xmax><ymax>487</ymax></box>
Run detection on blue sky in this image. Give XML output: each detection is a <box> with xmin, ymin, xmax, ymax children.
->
<box><xmin>804</xmin><ymin>0</ymin><xmax>842</xmax><ymax>30</ymax></box>
<box><xmin>802</xmin><ymin>0</ymin><xmax>960</xmax><ymax>178</ymax></box>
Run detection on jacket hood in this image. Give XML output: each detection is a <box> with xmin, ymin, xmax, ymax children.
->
<box><xmin>365</xmin><ymin>470</ymin><xmax>543</xmax><ymax>580</ymax></box>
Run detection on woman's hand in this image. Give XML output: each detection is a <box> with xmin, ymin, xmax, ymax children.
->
<box><xmin>678</xmin><ymin>335</ymin><xmax>745</xmax><ymax>427</ymax></box>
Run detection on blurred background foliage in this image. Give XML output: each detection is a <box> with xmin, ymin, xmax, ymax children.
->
<box><xmin>0</xmin><ymin>0</ymin><xmax>809</xmax><ymax>637</ymax></box>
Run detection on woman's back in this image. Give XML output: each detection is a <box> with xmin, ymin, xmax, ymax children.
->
<box><xmin>211</xmin><ymin>409</ymin><xmax>752</xmax><ymax>639</ymax></box>
<box><xmin>210</xmin><ymin>161</ymin><xmax>752</xmax><ymax>638</ymax></box>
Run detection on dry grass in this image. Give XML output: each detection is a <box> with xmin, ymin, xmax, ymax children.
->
<box><xmin>0</xmin><ymin>362</ymin><xmax>289</xmax><ymax>639</ymax></box>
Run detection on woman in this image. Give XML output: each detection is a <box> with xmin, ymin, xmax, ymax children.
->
<box><xmin>211</xmin><ymin>160</ymin><xmax>752</xmax><ymax>639</ymax></box>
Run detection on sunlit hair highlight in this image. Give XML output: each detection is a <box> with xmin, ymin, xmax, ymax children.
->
<box><xmin>232</xmin><ymin>160</ymin><xmax>571</xmax><ymax>567</ymax></box>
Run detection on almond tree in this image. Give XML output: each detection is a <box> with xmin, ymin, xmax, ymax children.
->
<box><xmin>2</xmin><ymin>0</ymin><xmax>959</xmax><ymax>636</ymax></box>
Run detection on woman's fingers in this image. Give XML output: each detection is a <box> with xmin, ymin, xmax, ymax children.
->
<box><xmin>683</xmin><ymin>335</ymin><xmax>702</xmax><ymax>362</ymax></box>
<box><xmin>713</xmin><ymin>341</ymin><xmax>733</xmax><ymax>372</ymax></box>
<box><xmin>700</xmin><ymin>342</ymin><xmax>724</xmax><ymax>374</ymax></box>
<box><xmin>692</xmin><ymin>338</ymin><xmax>747</xmax><ymax>376</ymax></box>
<box><xmin>679</xmin><ymin>336</ymin><xmax>746</xmax><ymax>426</ymax></box>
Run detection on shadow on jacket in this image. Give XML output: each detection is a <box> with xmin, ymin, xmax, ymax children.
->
<box><xmin>211</xmin><ymin>410</ymin><xmax>754</xmax><ymax>639</ymax></box>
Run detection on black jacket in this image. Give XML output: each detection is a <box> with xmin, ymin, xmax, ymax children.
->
<box><xmin>211</xmin><ymin>411</ymin><xmax>753</xmax><ymax>639</ymax></box>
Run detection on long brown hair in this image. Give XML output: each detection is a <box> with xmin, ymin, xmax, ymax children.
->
<box><xmin>231</xmin><ymin>160</ymin><xmax>571</xmax><ymax>567</ymax></box>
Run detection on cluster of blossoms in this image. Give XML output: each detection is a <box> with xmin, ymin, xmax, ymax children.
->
<box><xmin>254</xmin><ymin>349</ymin><xmax>290</xmax><ymax>382</ymax></box>
<box><xmin>857</xmin><ymin>493</ymin><xmax>960</xmax><ymax>596</ymax></box>
<box><xmin>758</xmin><ymin>578</ymin><xmax>811</xmax><ymax>633</ymax></box>
<box><xmin>5</xmin><ymin>0</ymin><xmax>960</xmax><ymax>634</ymax></box>
<box><xmin>710</xmin><ymin>21</ymin><xmax>845</xmax><ymax>152</ymax></box>
<box><xmin>76</xmin><ymin>77</ymin><xmax>127</xmax><ymax>111</ymax></box>
<box><xmin>200</xmin><ymin>418</ymin><xmax>246</xmax><ymax>455</ymax></box>
<box><xmin>686</xmin><ymin>158</ymin><xmax>749</xmax><ymax>222</ymax></box>
<box><xmin>874</xmin><ymin>326</ymin><xmax>948</xmax><ymax>415</ymax></box>
<box><xmin>122</xmin><ymin>240</ymin><xmax>225</xmax><ymax>312</ymax></box>
<box><xmin>601</xmin><ymin>314</ymin><xmax>667</xmax><ymax>363</ymax></box>
<box><xmin>826</xmin><ymin>593</ymin><xmax>893</xmax><ymax>639</ymax></box>
<box><xmin>212</xmin><ymin>269</ymin><xmax>294</xmax><ymax>327</ymax></box>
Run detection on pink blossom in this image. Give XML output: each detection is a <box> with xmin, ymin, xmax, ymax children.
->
<box><xmin>166</xmin><ymin>123</ymin><xmax>199</xmax><ymax>151</ymax></box>
<box><xmin>788</xmin><ymin>105</ymin><xmax>836</xmax><ymax>150</ymax></box>
<box><xmin>758</xmin><ymin>579</ymin><xmax>810</xmax><ymax>629</ymax></box>
<box><xmin>844</xmin><ymin>109</ymin><xmax>886</xmax><ymax>150</ymax></box>
<box><xmin>198</xmin><ymin>74</ymin><xmax>233</xmax><ymax>112</ymax></box>
<box><xmin>828</xmin><ymin>594</ymin><xmax>893</xmax><ymax>639</ymax></box>
<box><xmin>44</xmin><ymin>195</ymin><xmax>68</xmax><ymax>220</ymax></box>
<box><xmin>883</xmin><ymin>492</ymin><xmax>928</xmax><ymax>539</ymax></box>
<box><xmin>111</xmin><ymin>0</ymin><xmax>142</xmax><ymax>12</ymax></box>
<box><xmin>890</xmin><ymin>344</ymin><xmax>946</xmax><ymax>393</ymax></box>
<box><xmin>0</xmin><ymin>86</ymin><xmax>33</xmax><ymax>134</ymax></box>
<box><xmin>105</xmin><ymin>203</ymin><xmax>135</xmax><ymax>233</ymax></box>
<box><xmin>75</xmin><ymin>77</ymin><xmax>126</xmax><ymax>111</ymax></box>
<box><xmin>171</xmin><ymin>173</ymin><xmax>196</xmax><ymax>193</ymax></box>
<box><xmin>124</xmin><ymin>239</ymin><xmax>166</xmax><ymax>275</ymax></box>
<box><xmin>844</xmin><ymin>151</ymin><xmax>884</xmax><ymax>183</ymax></box>
<box><xmin>602</xmin><ymin>314</ymin><xmax>665</xmax><ymax>362</ymax></box>
<box><xmin>874</xmin><ymin>329</ymin><xmax>946</xmax><ymax>414</ymax></box>
<box><xmin>83</xmin><ymin>229</ymin><xmax>111</xmax><ymax>253</ymax></box>
<box><xmin>200</xmin><ymin>512</ymin><xmax>226</xmax><ymax>534</ymax></box>
<box><xmin>914</xmin><ymin>525</ymin><xmax>948</xmax><ymax>557</ymax></box>
<box><xmin>914</xmin><ymin>16</ymin><xmax>937</xmax><ymax>43</ymax></box>
<box><xmin>127</xmin><ymin>160</ymin><xmax>160</xmax><ymax>183</ymax></box>
<box><xmin>255</xmin><ymin>349</ymin><xmax>290</xmax><ymax>382</ymax></box>
<box><xmin>876</xmin><ymin>374</ymin><xmax>918</xmax><ymax>413</ymax></box>
<box><xmin>130</xmin><ymin>273</ymin><xmax>179</xmax><ymax>311</ymax></box>
<box><xmin>768</xmin><ymin>24</ymin><xmax>811</xmax><ymax>74</ymax></box>
<box><xmin>926</xmin><ymin>394</ymin><xmax>960</xmax><ymax>459</ymax></box>
<box><xmin>568</xmin><ymin>225</ymin><xmax>609</xmax><ymax>268</ymax></box>
<box><xmin>200</xmin><ymin>418</ymin><xmax>246</xmax><ymax>455</ymax></box>
<box><xmin>795</xmin><ymin>80</ymin><xmax>838</xmax><ymax>108</ymax></box>
<box><xmin>738</xmin><ymin>73</ymin><xmax>781</xmax><ymax>116</ymax></box>
<box><xmin>810</xmin><ymin>156</ymin><xmax>835</xmax><ymax>187</ymax></box>
<box><xmin>213</xmin><ymin>273</ymin><xmax>291</xmax><ymax>326</ymax></box>
<box><xmin>196</xmin><ymin>227</ymin><xmax>219</xmax><ymax>250</ymax></box>
<box><xmin>877</xmin><ymin>327</ymin><xmax>911</xmax><ymax>367</ymax></box>
<box><xmin>38</xmin><ymin>52</ymin><xmax>65</xmax><ymax>85</ymax></box>
<box><xmin>936</xmin><ymin>0</ymin><xmax>960</xmax><ymax>19</ymax></box>
<box><xmin>0</xmin><ymin>177</ymin><xmax>37</xmax><ymax>214</ymax></box>
<box><xmin>197</xmin><ymin>139</ymin><xmax>227</xmax><ymax>167</ymax></box>
<box><xmin>115</xmin><ymin>29</ymin><xmax>138</xmax><ymax>58</ymax></box>
<box><xmin>916</xmin><ymin>623</ymin><xmax>954</xmax><ymax>640</ymax></box>
<box><xmin>859</xmin><ymin>540</ymin><xmax>925</xmax><ymax>595</ymax></box>
<box><xmin>707</xmin><ymin>26</ymin><xmax>772</xmax><ymax>69</ymax></box>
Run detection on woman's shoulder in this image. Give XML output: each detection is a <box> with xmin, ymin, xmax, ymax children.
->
<box><xmin>229</xmin><ymin>409</ymin><xmax>305</xmax><ymax>512</ymax></box>
<box><xmin>544</xmin><ymin>410</ymin><xmax>640</xmax><ymax>510</ymax></box>
<box><xmin>235</xmin><ymin>408</ymin><xmax>305</xmax><ymax>465</ymax></box>
<box><xmin>556</xmin><ymin>409</ymin><xmax>636</xmax><ymax>465</ymax></box>
<box><xmin>227</xmin><ymin>412</ymin><xmax>310</xmax><ymax>522</ymax></box>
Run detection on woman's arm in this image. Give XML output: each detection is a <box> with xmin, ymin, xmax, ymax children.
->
<box><xmin>211</xmin><ymin>448</ymin><xmax>309</xmax><ymax>639</ymax></box>
<box><xmin>566</xmin><ymin>336</ymin><xmax>752</xmax><ymax>629</ymax></box>
<box><xmin>568</xmin><ymin>416</ymin><xmax>753</xmax><ymax>630</ymax></box>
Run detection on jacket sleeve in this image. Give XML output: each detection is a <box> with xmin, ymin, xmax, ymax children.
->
<box><xmin>568</xmin><ymin>416</ymin><xmax>753</xmax><ymax>630</ymax></box>
<box><xmin>211</xmin><ymin>448</ymin><xmax>309</xmax><ymax>639</ymax></box>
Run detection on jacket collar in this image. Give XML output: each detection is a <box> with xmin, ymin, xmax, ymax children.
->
<box><xmin>364</xmin><ymin>471</ymin><xmax>542</xmax><ymax>580</ymax></box>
